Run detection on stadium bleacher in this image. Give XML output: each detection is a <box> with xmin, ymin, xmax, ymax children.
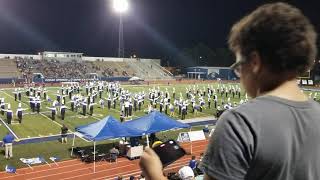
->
<box><xmin>93</xmin><ymin>61</ymin><xmax>136</xmax><ymax>77</ymax></box>
<box><xmin>127</xmin><ymin>60</ymin><xmax>173</xmax><ymax>80</ymax></box>
<box><xmin>0</xmin><ymin>57</ymin><xmax>173</xmax><ymax>80</ymax></box>
<box><xmin>0</xmin><ymin>59</ymin><xmax>20</xmax><ymax>78</ymax></box>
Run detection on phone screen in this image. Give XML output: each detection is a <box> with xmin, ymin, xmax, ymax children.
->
<box><xmin>153</xmin><ymin>140</ymin><xmax>186</xmax><ymax>167</ymax></box>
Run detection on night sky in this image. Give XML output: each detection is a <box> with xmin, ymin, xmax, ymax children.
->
<box><xmin>0</xmin><ymin>0</ymin><xmax>319</xmax><ymax>64</ymax></box>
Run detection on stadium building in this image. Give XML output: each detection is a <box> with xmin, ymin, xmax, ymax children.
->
<box><xmin>184</xmin><ymin>66</ymin><xmax>237</xmax><ymax>80</ymax></box>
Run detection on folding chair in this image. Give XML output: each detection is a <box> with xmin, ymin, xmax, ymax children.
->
<box><xmin>97</xmin><ymin>153</ymin><xmax>107</xmax><ymax>162</ymax></box>
<box><xmin>38</xmin><ymin>156</ymin><xmax>51</xmax><ymax>167</ymax></box>
<box><xmin>20</xmin><ymin>158</ymin><xmax>34</xmax><ymax>169</ymax></box>
<box><xmin>49</xmin><ymin>156</ymin><xmax>60</xmax><ymax>166</ymax></box>
<box><xmin>20</xmin><ymin>156</ymin><xmax>50</xmax><ymax>170</ymax></box>
<box><xmin>81</xmin><ymin>154</ymin><xmax>91</xmax><ymax>162</ymax></box>
<box><xmin>5</xmin><ymin>165</ymin><xmax>16</xmax><ymax>174</ymax></box>
<box><xmin>77</xmin><ymin>149</ymin><xmax>90</xmax><ymax>162</ymax></box>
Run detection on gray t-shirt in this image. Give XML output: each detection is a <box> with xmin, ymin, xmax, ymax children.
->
<box><xmin>201</xmin><ymin>95</ymin><xmax>320</xmax><ymax>180</ymax></box>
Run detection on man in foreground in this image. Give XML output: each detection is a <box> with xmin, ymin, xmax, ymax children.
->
<box><xmin>139</xmin><ymin>2</ymin><xmax>319</xmax><ymax>180</ymax></box>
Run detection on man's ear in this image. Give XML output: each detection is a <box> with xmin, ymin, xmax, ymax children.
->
<box><xmin>249</xmin><ymin>51</ymin><xmax>262</xmax><ymax>74</ymax></box>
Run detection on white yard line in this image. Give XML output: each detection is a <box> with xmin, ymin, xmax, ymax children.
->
<box><xmin>0</xmin><ymin>90</ymin><xmax>29</xmax><ymax>108</ymax></box>
<box><xmin>38</xmin><ymin>112</ymin><xmax>90</xmax><ymax>142</ymax></box>
<box><xmin>39</xmin><ymin>112</ymin><xmax>64</xmax><ymax>128</ymax></box>
<box><xmin>17</xmin><ymin>133</ymin><xmax>72</xmax><ymax>141</ymax></box>
<box><xmin>2</xmin><ymin>89</ymin><xmax>71</xmax><ymax>130</ymax></box>
<box><xmin>0</xmin><ymin>117</ymin><xmax>19</xmax><ymax>139</ymax></box>
<box><xmin>2</xmin><ymin>89</ymin><xmax>68</xmax><ymax>134</ymax></box>
<box><xmin>39</xmin><ymin>112</ymin><xmax>94</xmax><ymax>143</ymax></box>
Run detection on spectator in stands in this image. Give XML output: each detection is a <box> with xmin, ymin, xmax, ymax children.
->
<box><xmin>193</xmin><ymin>153</ymin><xmax>205</xmax><ymax>176</ymax></box>
<box><xmin>139</xmin><ymin>174</ymin><xmax>145</xmax><ymax>180</ymax></box>
<box><xmin>178</xmin><ymin>166</ymin><xmax>195</xmax><ymax>180</ymax></box>
<box><xmin>139</xmin><ymin>2</ymin><xmax>319</xmax><ymax>180</ymax></box>
<box><xmin>188</xmin><ymin>156</ymin><xmax>197</xmax><ymax>170</ymax></box>
<box><xmin>2</xmin><ymin>132</ymin><xmax>15</xmax><ymax>159</ymax></box>
<box><xmin>198</xmin><ymin>153</ymin><xmax>204</xmax><ymax>164</ymax></box>
<box><xmin>115</xmin><ymin>175</ymin><xmax>123</xmax><ymax>180</ymax></box>
<box><xmin>202</xmin><ymin>125</ymin><xmax>209</xmax><ymax>134</ymax></box>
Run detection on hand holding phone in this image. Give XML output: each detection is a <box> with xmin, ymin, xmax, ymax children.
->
<box><xmin>139</xmin><ymin>147</ymin><xmax>167</xmax><ymax>180</ymax></box>
<box><xmin>152</xmin><ymin>140</ymin><xmax>186</xmax><ymax>167</ymax></box>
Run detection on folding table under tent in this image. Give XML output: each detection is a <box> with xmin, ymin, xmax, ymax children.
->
<box><xmin>122</xmin><ymin>111</ymin><xmax>191</xmax><ymax>146</ymax></box>
<box><xmin>71</xmin><ymin>115</ymin><xmax>143</xmax><ymax>172</ymax></box>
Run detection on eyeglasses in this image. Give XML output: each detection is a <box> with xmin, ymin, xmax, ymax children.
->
<box><xmin>230</xmin><ymin>60</ymin><xmax>247</xmax><ymax>78</ymax></box>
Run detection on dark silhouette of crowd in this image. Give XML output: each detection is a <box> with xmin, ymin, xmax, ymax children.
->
<box><xmin>15</xmin><ymin>58</ymin><xmax>133</xmax><ymax>79</ymax></box>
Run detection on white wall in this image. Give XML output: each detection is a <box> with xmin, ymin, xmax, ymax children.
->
<box><xmin>82</xmin><ymin>56</ymin><xmax>125</xmax><ymax>62</ymax></box>
<box><xmin>83</xmin><ymin>57</ymin><xmax>161</xmax><ymax>65</ymax></box>
<box><xmin>139</xmin><ymin>58</ymin><xmax>161</xmax><ymax>65</ymax></box>
<box><xmin>0</xmin><ymin>54</ymin><xmax>41</xmax><ymax>60</ymax></box>
<box><xmin>0</xmin><ymin>53</ymin><xmax>161</xmax><ymax>65</ymax></box>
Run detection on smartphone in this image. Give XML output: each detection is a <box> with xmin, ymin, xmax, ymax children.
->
<box><xmin>153</xmin><ymin>139</ymin><xmax>186</xmax><ymax>167</ymax></box>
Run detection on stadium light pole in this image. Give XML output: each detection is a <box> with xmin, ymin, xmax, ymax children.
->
<box><xmin>113</xmin><ymin>0</ymin><xmax>129</xmax><ymax>58</ymax></box>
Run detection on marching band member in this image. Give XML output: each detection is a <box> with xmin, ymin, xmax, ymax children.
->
<box><xmin>60</xmin><ymin>104</ymin><xmax>67</xmax><ymax>120</ymax></box>
<box><xmin>3</xmin><ymin>104</ymin><xmax>13</xmax><ymax>124</ymax></box>
<box><xmin>43</xmin><ymin>88</ymin><xmax>47</xmax><ymax>100</ymax></box>
<box><xmin>181</xmin><ymin>102</ymin><xmax>187</xmax><ymax>120</ymax></box>
<box><xmin>47</xmin><ymin>104</ymin><xmax>57</xmax><ymax>121</ymax></box>
<box><xmin>169</xmin><ymin>103</ymin><xmax>175</xmax><ymax>117</ymax></box>
<box><xmin>159</xmin><ymin>98</ymin><xmax>164</xmax><ymax>113</ymax></box>
<box><xmin>82</xmin><ymin>99</ymin><xmax>87</xmax><ymax>116</ymax></box>
<box><xmin>89</xmin><ymin>102</ymin><xmax>96</xmax><ymax>116</ymax></box>
<box><xmin>107</xmin><ymin>94</ymin><xmax>112</xmax><ymax>109</ymax></box>
<box><xmin>207</xmin><ymin>95</ymin><xmax>211</xmax><ymax>109</ymax></box>
<box><xmin>129</xmin><ymin>99</ymin><xmax>133</xmax><ymax>116</ymax></box>
<box><xmin>133</xmin><ymin>95</ymin><xmax>138</xmax><ymax>112</ymax></box>
<box><xmin>56</xmin><ymin>90</ymin><xmax>61</xmax><ymax>104</ymax></box>
<box><xmin>16</xmin><ymin>103</ymin><xmax>27</xmax><ymax>124</ymax></box>
<box><xmin>1</xmin><ymin>98</ymin><xmax>6</xmax><ymax>115</ymax></box>
<box><xmin>29</xmin><ymin>96</ymin><xmax>36</xmax><ymax>112</ymax></box>
<box><xmin>113</xmin><ymin>96</ymin><xmax>117</xmax><ymax>109</ymax></box>
<box><xmin>13</xmin><ymin>88</ymin><xmax>18</xmax><ymax>101</ymax></box>
<box><xmin>124</xmin><ymin>100</ymin><xmax>130</xmax><ymax>117</ymax></box>
<box><xmin>147</xmin><ymin>104</ymin><xmax>153</xmax><ymax>114</ymax></box>
<box><xmin>99</xmin><ymin>98</ymin><xmax>105</xmax><ymax>109</ymax></box>
<box><xmin>35</xmin><ymin>96</ymin><xmax>43</xmax><ymax>114</ymax></box>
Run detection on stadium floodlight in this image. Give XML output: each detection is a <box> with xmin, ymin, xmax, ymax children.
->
<box><xmin>113</xmin><ymin>0</ymin><xmax>129</xmax><ymax>13</ymax></box>
<box><xmin>113</xmin><ymin>0</ymin><xmax>129</xmax><ymax>58</ymax></box>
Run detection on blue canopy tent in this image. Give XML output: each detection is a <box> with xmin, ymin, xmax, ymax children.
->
<box><xmin>71</xmin><ymin>115</ymin><xmax>143</xmax><ymax>172</ymax></box>
<box><xmin>123</xmin><ymin>111</ymin><xmax>190</xmax><ymax>146</ymax></box>
<box><xmin>75</xmin><ymin>115</ymin><xmax>143</xmax><ymax>141</ymax></box>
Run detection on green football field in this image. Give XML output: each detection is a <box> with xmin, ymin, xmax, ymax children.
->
<box><xmin>0</xmin><ymin>83</ymin><xmax>243</xmax><ymax>139</ymax></box>
<box><xmin>1</xmin><ymin>82</ymin><xmax>319</xmax><ymax>140</ymax></box>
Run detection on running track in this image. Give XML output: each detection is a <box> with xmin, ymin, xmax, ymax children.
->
<box><xmin>0</xmin><ymin>140</ymin><xmax>208</xmax><ymax>180</ymax></box>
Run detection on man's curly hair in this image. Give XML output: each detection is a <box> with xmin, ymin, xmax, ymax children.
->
<box><xmin>228</xmin><ymin>2</ymin><xmax>317</xmax><ymax>75</ymax></box>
